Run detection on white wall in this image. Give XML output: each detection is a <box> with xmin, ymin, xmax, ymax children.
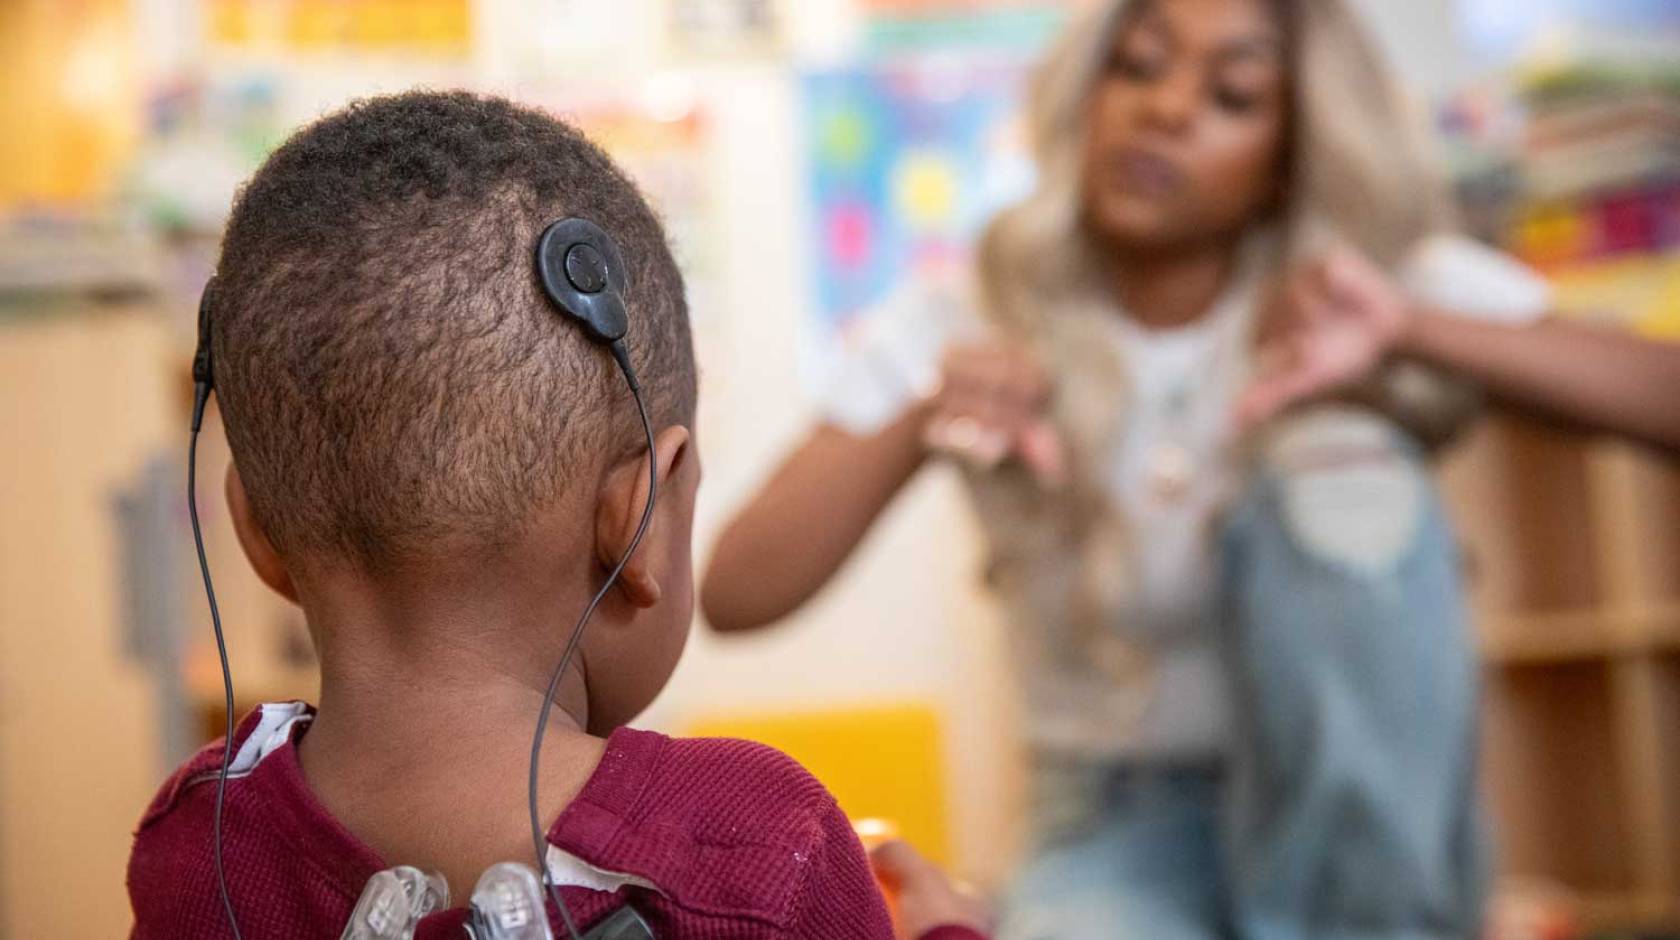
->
<box><xmin>1348</xmin><ymin>0</ymin><xmax>1468</xmax><ymax>101</ymax></box>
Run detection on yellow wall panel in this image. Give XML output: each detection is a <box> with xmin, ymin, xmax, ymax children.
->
<box><xmin>687</xmin><ymin>703</ymin><xmax>951</xmax><ymax>866</ymax></box>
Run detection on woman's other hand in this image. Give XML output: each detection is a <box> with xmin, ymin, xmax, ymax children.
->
<box><xmin>1237</xmin><ymin>246</ymin><xmax>1410</xmax><ymax>429</ymax></box>
<box><xmin>924</xmin><ymin>341</ymin><xmax>1065</xmax><ymax>487</ymax></box>
<box><xmin>869</xmin><ymin>839</ymin><xmax>992</xmax><ymax>940</ymax></box>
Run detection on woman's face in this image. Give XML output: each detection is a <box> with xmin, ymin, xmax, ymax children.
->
<box><xmin>1081</xmin><ymin>0</ymin><xmax>1291</xmax><ymax>253</ymax></box>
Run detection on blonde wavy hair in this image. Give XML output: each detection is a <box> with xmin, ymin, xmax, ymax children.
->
<box><xmin>964</xmin><ymin>0</ymin><xmax>1470</xmax><ymax>722</ymax></box>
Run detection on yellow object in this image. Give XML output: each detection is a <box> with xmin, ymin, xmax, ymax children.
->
<box><xmin>1551</xmin><ymin>254</ymin><xmax>1680</xmax><ymax>340</ymax></box>
<box><xmin>852</xmin><ymin>817</ymin><xmax>902</xmax><ymax>851</ymax></box>
<box><xmin>1513</xmin><ymin>202</ymin><xmax>1589</xmax><ymax>269</ymax></box>
<box><xmin>687</xmin><ymin>704</ymin><xmax>950</xmax><ymax>866</ymax></box>
<box><xmin>853</xmin><ymin>817</ymin><xmax>904</xmax><ymax>928</ymax></box>
<box><xmin>208</xmin><ymin>0</ymin><xmax>471</xmax><ymax>54</ymax></box>
<box><xmin>894</xmin><ymin>150</ymin><xmax>959</xmax><ymax>230</ymax></box>
<box><xmin>0</xmin><ymin>0</ymin><xmax>139</xmax><ymax>206</ymax></box>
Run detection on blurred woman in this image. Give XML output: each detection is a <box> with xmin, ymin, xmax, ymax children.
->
<box><xmin>705</xmin><ymin>0</ymin><xmax>1553</xmax><ymax>937</ymax></box>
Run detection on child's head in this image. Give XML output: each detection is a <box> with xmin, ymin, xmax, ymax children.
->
<box><xmin>212</xmin><ymin>91</ymin><xmax>699</xmax><ymax>728</ymax></box>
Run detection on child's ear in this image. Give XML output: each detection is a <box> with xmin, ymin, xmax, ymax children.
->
<box><xmin>595</xmin><ymin>425</ymin><xmax>693</xmax><ymax>609</ymax></box>
<box><xmin>224</xmin><ymin>462</ymin><xmax>299</xmax><ymax>604</ymax></box>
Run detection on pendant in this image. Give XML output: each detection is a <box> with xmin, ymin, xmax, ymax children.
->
<box><xmin>1090</xmin><ymin>631</ymin><xmax>1148</xmax><ymax>682</ymax></box>
<box><xmin>1146</xmin><ymin>441</ymin><xmax>1195</xmax><ymax>502</ymax></box>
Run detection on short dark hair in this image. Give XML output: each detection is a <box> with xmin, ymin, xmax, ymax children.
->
<box><xmin>213</xmin><ymin>91</ymin><xmax>695</xmax><ymax>568</ymax></box>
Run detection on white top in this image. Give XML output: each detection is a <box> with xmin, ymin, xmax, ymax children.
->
<box><xmin>820</xmin><ymin>234</ymin><xmax>1551</xmax><ymax>760</ymax></box>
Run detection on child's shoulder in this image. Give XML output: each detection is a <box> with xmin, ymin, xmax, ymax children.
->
<box><xmin>135</xmin><ymin>702</ymin><xmax>313</xmax><ymax>834</ymax></box>
<box><xmin>573</xmin><ymin>727</ymin><xmax>847</xmax><ymax>852</ymax></box>
<box><xmin>128</xmin><ymin>703</ymin><xmax>321</xmax><ymax>937</ymax></box>
<box><xmin>657</xmin><ymin>731</ymin><xmax>838</xmax><ymax>804</ymax></box>
<box><xmin>558</xmin><ymin>728</ymin><xmax>892</xmax><ymax>936</ymax></box>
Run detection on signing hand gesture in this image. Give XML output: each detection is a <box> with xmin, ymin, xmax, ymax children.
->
<box><xmin>1237</xmin><ymin>246</ymin><xmax>1412</xmax><ymax>430</ymax></box>
<box><xmin>869</xmin><ymin>839</ymin><xmax>991</xmax><ymax>940</ymax></box>
<box><xmin>922</xmin><ymin>341</ymin><xmax>1065</xmax><ymax>487</ymax></box>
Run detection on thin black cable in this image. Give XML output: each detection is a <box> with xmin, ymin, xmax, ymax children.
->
<box><xmin>529</xmin><ymin>355</ymin><xmax>656</xmax><ymax>940</ymax></box>
<box><xmin>189</xmin><ymin>426</ymin><xmax>245</xmax><ymax>940</ymax></box>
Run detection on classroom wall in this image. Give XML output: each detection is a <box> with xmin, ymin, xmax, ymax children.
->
<box><xmin>1349</xmin><ymin>0</ymin><xmax>1468</xmax><ymax>101</ymax></box>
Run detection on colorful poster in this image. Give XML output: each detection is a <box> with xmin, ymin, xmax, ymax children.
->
<box><xmin>803</xmin><ymin>60</ymin><xmax>1034</xmax><ymax>334</ymax></box>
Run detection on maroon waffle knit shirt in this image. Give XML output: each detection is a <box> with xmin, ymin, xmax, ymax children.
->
<box><xmin>128</xmin><ymin>703</ymin><xmax>985</xmax><ymax>940</ymax></box>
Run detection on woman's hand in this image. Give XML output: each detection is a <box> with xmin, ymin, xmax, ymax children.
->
<box><xmin>923</xmin><ymin>341</ymin><xmax>1065</xmax><ymax>487</ymax></box>
<box><xmin>869</xmin><ymin>840</ymin><xmax>991</xmax><ymax>939</ymax></box>
<box><xmin>1237</xmin><ymin>246</ymin><xmax>1411</xmax><ymax>429</ymax></box>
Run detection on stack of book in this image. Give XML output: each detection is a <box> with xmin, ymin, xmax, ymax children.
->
<box><xmin>1447</xmin><ymin>63</ymin><xmax>1680</xmax><ymax>333</ymax></box>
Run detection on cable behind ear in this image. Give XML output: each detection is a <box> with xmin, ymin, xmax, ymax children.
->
<box><xmin>192</xmin><ymin>277</ymin><xmax>217</xmax><ymax>433</ymax></box>
<box><xmin>185</xmin><ymin>270</ymin><xmax>244</xmax><ymax>939</ymax></box>
<box><xmin>528</xmin><ymin>216</ymin><xmax>654</xmax><ymax>940</ymax></box>
<box><xmin>536</xmin><ymin>218</ymin><xmax>629</xmax><ymax>347</ymax></box>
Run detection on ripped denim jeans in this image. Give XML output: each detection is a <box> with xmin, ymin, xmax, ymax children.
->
<box><xmin>1221</xmin><ymin>411</ymin><xmax>1486</xmax><ymax>940</ymax></box>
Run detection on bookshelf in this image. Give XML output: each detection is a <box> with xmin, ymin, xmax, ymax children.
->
<box><xmin>1439</xmin><ymin>55</ymin><xmax>1680</xmax><ymax>932</ymax></box>
<box><xmin>1442</xmin><ymin>419</ymin><xmax>1680</xmax><ymax>933</ymax></box>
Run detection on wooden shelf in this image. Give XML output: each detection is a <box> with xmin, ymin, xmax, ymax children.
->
<box><xmin>1481</xmin><ymin>605</ymin><xmax>1680</xmax><ymax>664</ymax></box>
<box><xmin>1444</xmin><ymin>416</ymin><xmax>1680</xmax><ymax>932</ymax></box>
<box><xmin>1576</xmin><ymin>891</ymin><xmax>1679</xmax><ymax>933</ymax></box>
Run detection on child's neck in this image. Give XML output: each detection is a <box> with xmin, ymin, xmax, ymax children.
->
<box><xmin>291</xmin><ymin>557</ymin><xmax>610</xmax><ymax>896</ymax></box>
<box><xmin>1111</xmin><ymin>236</ymin><xmax>1242</xmax><ymax>331</ymax></box>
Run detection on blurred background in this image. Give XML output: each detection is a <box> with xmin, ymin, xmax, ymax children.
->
<box><xmin>0</xmin><ymin>0</ymin><xmax>1676</xmax><ymax>936</ymax></box>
